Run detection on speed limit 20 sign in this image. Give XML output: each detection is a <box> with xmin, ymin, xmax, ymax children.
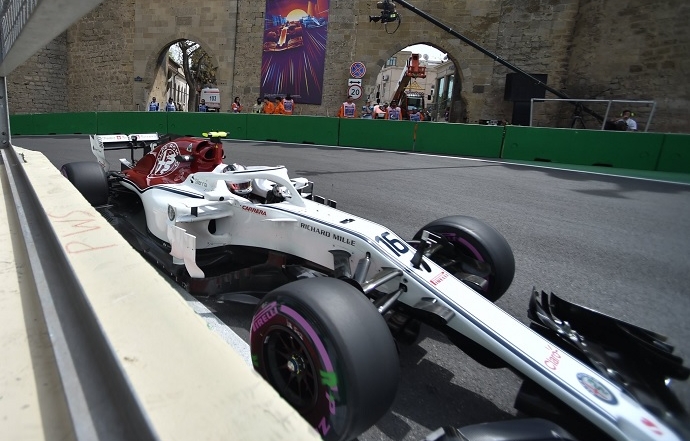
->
<box><xmin>348</xmin><ymin>84</ymin><xmax>363</xmax><ymax>100</ymax></box>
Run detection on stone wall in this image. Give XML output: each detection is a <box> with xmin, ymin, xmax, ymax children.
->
<box><xmin>6</xmin><ymin>0</ymin><xmax>690</xmax><ymax>132</ymax></box>
<box><xmin>565</xmin><ymin>0</ymin><xmax>690</xmax><ymax>132</ymax></box>
<box><xmin>233</xmin><ymin>1</ymin><xmax>269</xmax><ymax>111</ymax></box>
<box><xmin>7</xmin><ymin>34</ymin><xmax>68</xmax><ymax>114</ymax></box>
<box><xmin>66</xmin><ymin>0</ymin><xmax>136</xmax><ymax>112</ymax></box>
<box><xmin>489</xmin><ymin>0</ymin><xmax>580</xmax><ymax>126</ymax></box>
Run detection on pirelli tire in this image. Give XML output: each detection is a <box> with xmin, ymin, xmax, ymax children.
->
<box><xmin>250</xmin><ymin>278</ymin><xmax>400</xmax><ymax>441</ymax></box>
<box><xmin>414</xmin><ymin>215</ymin><xmax>515</xmax><ymax>302</ymax></box>
<box><xmin>60</xmin><ymin>161</ymin><xmax>109</xmax><ymax>207</ymax></box>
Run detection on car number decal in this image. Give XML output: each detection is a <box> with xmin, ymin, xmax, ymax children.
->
<box><xmin>375</xmin><ymin>231</ymin><xmax>409</xmax><ymax>256</ymax></box>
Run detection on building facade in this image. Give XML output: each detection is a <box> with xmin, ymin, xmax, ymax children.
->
<box><xmin>7</xmin><ymin>0</ymin><xmax>690</xmax><ymax>132</ymax></box>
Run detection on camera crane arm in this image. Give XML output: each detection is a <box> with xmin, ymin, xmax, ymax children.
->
<box><xmin>382</xmin><ymin>0</ymin><xmax>605</xmax><ymax>123</ymax></box>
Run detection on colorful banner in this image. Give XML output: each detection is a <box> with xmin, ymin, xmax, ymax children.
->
<box><xmin>260</xmin><ymin>0</ymin><xmax>329</xmax><ymax>105</ymax></box>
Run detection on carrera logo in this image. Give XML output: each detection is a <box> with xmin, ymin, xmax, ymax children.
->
<box><xmin>242</xmin><ymin>205</ymin><xmax>267</xmax><ymax>216</ymax></box>
<box><xmin>430</xmin><ymin>271</ymin><xmax>449</xmax><ymax>286</ymax></box>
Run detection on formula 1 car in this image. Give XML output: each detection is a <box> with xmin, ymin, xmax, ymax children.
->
<box><xmin>60</xmin><ymin>132</ymin><xmax>689</xmax><ymax>441</ymax></box>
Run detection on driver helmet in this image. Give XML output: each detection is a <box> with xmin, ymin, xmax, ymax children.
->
<box><xmin>225</xmin><ymin>163</ymin><xmax>253</xmax><ymax>195</ymax></box>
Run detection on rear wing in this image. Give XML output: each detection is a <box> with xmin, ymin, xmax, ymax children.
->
<box><xmin>89</xmin><ymin>133</ymin><xmax>159</xmax><ymax>171</ymax></box>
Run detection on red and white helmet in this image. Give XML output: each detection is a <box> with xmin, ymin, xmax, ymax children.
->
<box><xmin>225</xmin><ymin>163</ymin><xmax>253</xmax><ymax>196</ymax></box>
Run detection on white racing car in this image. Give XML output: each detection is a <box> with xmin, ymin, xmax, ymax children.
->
<box><xmin>60</xmin><ymin>132</ymin><xmax>689</xmax><ymax>441</ymax></box>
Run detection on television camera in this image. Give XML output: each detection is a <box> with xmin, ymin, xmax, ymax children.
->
<box><xmin>369</xmin><ymin>0</ymin><xmax>399</xmax><ymax>23</ymax></box>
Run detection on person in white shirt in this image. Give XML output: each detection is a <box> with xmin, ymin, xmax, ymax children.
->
<box><xmin>617</xmin><ymin>110</ymin><xmax>638</xmax><ymax>131</ymax></box>
<box><xmin>148</xmin><ymin>97</ymin><xmax>159</xmax><ymax>111</ymax></box>
<box><xmin>385</xmin><ymin>101</ymin><xmax>402</xmax><ymax>121</ymax></box>
<box><xmin>165</xmin><ymin>97</ymin><xmax>176</xmax><ymax>112</ymax></box>
<box><xmin>373</xmin><ymin>102</ymin><xmax>388</xmax><ymax>119</ymax></box>
<box><xmin>337</xmin><ymin>95</ymin><xmax>357</xmax><ymax>118</ymax></box>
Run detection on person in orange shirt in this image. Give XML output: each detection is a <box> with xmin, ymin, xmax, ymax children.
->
<box><xmin>283</xmin><ymin>94</ymin><xmax>296</xmax><ymax>115</ymax></box>
<box><xmin>231</xmin><ymin>96</ymin><xmax>243</xmax><ymax>113</ymax></box>
<box><xmin>337</xmin><ymin>95</ymin><xmax>357</xmax><ymax>118</ymax></box>
<box><xmin>262</xmin><ymin>96</ymin><xmax>275</xmax><ymax>114</ymax></box>
<box><xmin>273</xmin><ymin>96</ymin><xmax>286</xmax><ymax>115</ymax></box>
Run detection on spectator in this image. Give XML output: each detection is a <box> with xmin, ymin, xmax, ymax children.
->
<box><xmin>273</xmin><ymin>96</ymin><xmax>286</xmax><ymax>115</ymax></box>
<box><xmin>252</xmin><ymin>98</ymin><xmax>263</xmax><ymax>114</ymax></box>
<box><xmin>373</xmin><ymin>102</ymin><xmax>388</xmax><ymax>119</ymax></box>
<box><xmin>443</xmin><ymin>107</ymin><xmax>450</xmax><ymax>122</ymax></box>
<box><xmin>361</xmin><ymin>99</ymin><xmax>374</xmax><ymax>119</ymax></box>
<box><xmin>262</xmin><ymin>96</ymin><xmax>275</xmax><ymax>114</ymax></box>
<box><xmin>385</xmin><ymin>101</ymin><xmax>402</xmax><ymax>120</ymax></box>
<box><xmin>616</xmin><ymin>110</ymin><xmax>638</xmax><ymax>131</ymax></box>
<box><xmin>337</xmin><ymin>95</ymin><xmax>357</xmax><ymax>118</ymax></box>
<box><xmin>148</xmin><ymin>97</ymin><xmax>159</xmax><ymax>111</ymax></box>
<box><xmin>409</xmin><ymin>108</ymin><xmax>422</xmax><ymax>122</ymax></box>
<box><xmin>165</xmin><ymin>97</ymin><xmax>176</xmax><ymax>112</ymax></box>
<box><xmin>232</xmin><ymin>96</ymin><xmax>243</xmax><ymax>113</ymax></box>
<box><xmin>198</xmin><ymin>99</ymin><xmax>208</xmax><ymax>112</ymax></box>
<box><xmin>283</xmin><ymin>94</ymin><xmax>296</xmax><ymax>115</ymax></box>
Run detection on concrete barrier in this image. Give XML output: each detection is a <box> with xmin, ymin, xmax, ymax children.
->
<box><xmin>2</xmin><ymin>145</ymin><xmax>322</xmax><ymax>441</ymax></box>
<box><xmin>10</xmin><ymin>112</ymin><xmax>98</xmax><ymax>135</ymax></box>
<box><xmin>167</xmin><ymin>112</ymin><xmax>248</xmax><ymax>139</ymax></box>
<box><xmin>502</xmin><ymin>125</ymin><xmax>664</xmax><ymax>170</ymax></box>
<box><xmin>9</xmin><ymin>112</ymin><xmax>690</xmax><ymax>176</ymax></box>
<box><xmin>656</xmin><ymin>133</ymin><xmax>690</xmax><ymax>173</ymax></box>
<box><xmin>97</xmin><ymin>111</ymin><xmax>168</xmax><ymax>135</ymax></box>
<box><xmin>246</xmin><ymin>114</ymin><xmax>339</xmax><ymax>145</ymax></box>
<box><xmin>339</xmin><ymin>118</ymin><xmax>415</xmax><ymax>151</ymax></box>
<box><xmin>415</xmin><ymin>122</ymin><xmax>504</xmax><ymax>158</ymax></box>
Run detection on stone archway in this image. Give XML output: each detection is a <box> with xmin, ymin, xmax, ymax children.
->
<box><xmin>136</xmin><ymin>33</ymin><xmax>222</xmax><ymax>112</ymax></box>
<box><xmin>133</xmin><ymin>1</ymin><xmax>238</xmax><ymax>113</ymax></box>
<box><xmin>359</xmin><ymin>40</ymin><xmax>470</xmax><ymax>122</ymax></box>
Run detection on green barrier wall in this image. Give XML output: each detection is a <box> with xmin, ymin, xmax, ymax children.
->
<box><xmin>502</xmin><ymin>126</ymin><xmax>664</xmax><ymax>170</ymax></box>
<box><xmin>338</xmin><ymin>119</ymin><xmax>415</xmax><ymax>151</ymax></box>
<box><xmin>656</xmin><ymin>134</ymin><xmax>690</xmax><ymax>173</ymax></box>
<box><xmin>245</xmin><ymin>114</ymin><xmax>339</xmax><ymax>145</ymax></box>
<box><xmin>167</xmin><ymin>112</ymin><xmax>247</xmax><ymax>139</ymax></box>
<box><xmin>414</xmin><ymin>123</ymin><xmax>504</xmax><ymax>158</ymax></box>
<box><xmin>10</xmin><ymin>112</ymin><xmax>98</xmax><ymax>135</ymax></box>
<box><xmin>10</xmin><ymin>112</ymin><xmax>690</xmax><ymax>176</ymax></box>
<box><xmin>97</xmin><ymin>112</ymin><xmax>168</xmax><ymax>135</ymax></box>
<box><xmin>9</xmin><ymin>114</ymin><xmax>34</xmax><ymax>135</ymax></box>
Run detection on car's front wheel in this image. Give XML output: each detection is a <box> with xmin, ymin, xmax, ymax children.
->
<box><xmin>414</xmin><ymin>215</ymin><xmax>515</xmax><ymax>302</ymax></box>
<box><xmin>250</xmin><ymin>278</ymin><xmax>399</xmax><ymax>441</ymax></box>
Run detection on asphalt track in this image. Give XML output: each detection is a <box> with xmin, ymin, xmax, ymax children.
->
<box><xmin>14</xmin><ymin>135</ymin><xmax>690</xmax><ymax>441</ymax></box>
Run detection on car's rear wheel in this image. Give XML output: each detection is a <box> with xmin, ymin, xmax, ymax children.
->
<box><xmin>60</xmin><ymin>161</ymin><xmax>109</xmax><ymax>206</ymax></box>
<box><xmin>250</xmin><ymin>278</ymin><xmax>399</xmax><ymax>441</ymax></box>
<box><xmin>414</xmin><ymin>215</ymin><xmax>515</xmax><ymax>302</ymax></box>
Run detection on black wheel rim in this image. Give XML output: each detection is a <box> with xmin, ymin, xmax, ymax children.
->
<box><xmin>440</xmin><ymin>232</ymin><xmax>494</xmax><ymax>291</ymax></box>
<box><xmin>264</xmin><ymin>326</ymin><xmax>319</xmax><ymax>410</ymax></box>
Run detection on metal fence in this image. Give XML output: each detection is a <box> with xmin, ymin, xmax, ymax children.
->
<box><xmin>530</xmin><ymin>98</ymin><xmax>657</xmax><ymax>132</ymax></box>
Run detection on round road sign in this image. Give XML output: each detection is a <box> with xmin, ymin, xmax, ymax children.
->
<box><xmin>348</xmin><ymin>84</ymin><xmax>363</xmax><ymax>100</ymax></box>
<box><xmin>350</xmin><ymin>62</ymin><xmax>366</xmax><ymax>79</ymax></box>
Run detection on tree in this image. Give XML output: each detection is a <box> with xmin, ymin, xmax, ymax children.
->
<box><xmin>172</xmin><ymin>41</ymin><xmax>217</xmax><ymax>111</ymax></box>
